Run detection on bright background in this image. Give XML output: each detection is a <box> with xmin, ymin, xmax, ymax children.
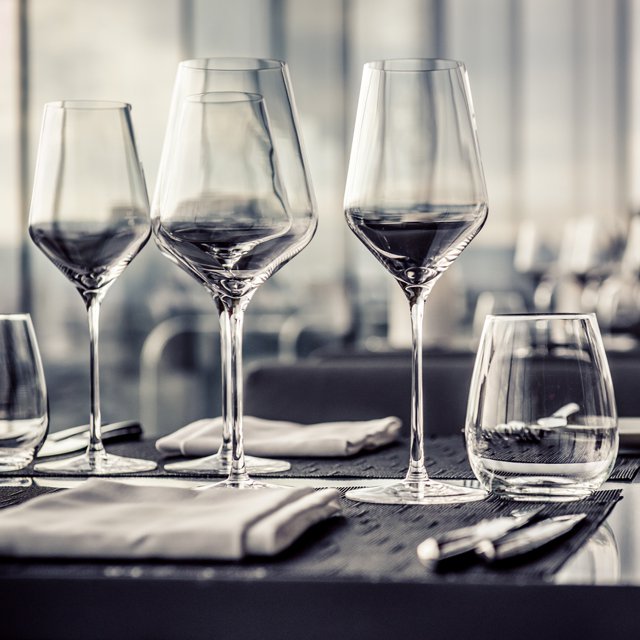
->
<box><xmin>1</xmin><ymin>0</ymin><xmax>639</xmax><ymax>434</ymax></box>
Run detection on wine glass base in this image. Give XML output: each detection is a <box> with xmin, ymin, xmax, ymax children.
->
<box><xmin>345</xmin><ymin>479</ymin><xmax>487</xmax><ymax>505</ymax></box>
<box><xmin>205</xmin><ymin>477</ymin><xmax>287</xmax><ymax>490</ymax></box>
<box><xmin>164</xmin><ymin>453</ymin><xmax>291</xmax><ymax>475</ymax></box>
<box><xmin>490</xmin><ymin>484</ymin><xmax>593</xmax><ymax>503</ymax></box>
<box><xmin>34</xmin><ymin>452</ymin><xmax>157</xmax><ymax>475</ymax></box>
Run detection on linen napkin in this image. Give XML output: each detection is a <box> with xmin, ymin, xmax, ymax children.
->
<box><xmin>0</xmin><ymin>479</ymin><xmax>342</xmax><ymax>560</ymax></box>
<box><xmin>156</xmin><ymin>416</ymin><xmax>402</xmax><ymax>458</ymax></box>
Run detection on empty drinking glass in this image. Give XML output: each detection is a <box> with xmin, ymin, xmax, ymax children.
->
<box><xmin>0</xmin><ymin>315</ymin><xmax>48</xmax><ymax>473</ymax></box>
<box><xmin>466</xmin><ymin>313</ymin><xmax>618</xmax><ymax>501</ymax></box>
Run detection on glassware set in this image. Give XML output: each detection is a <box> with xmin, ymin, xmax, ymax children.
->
<box><xmin>15</xmin><ymin>57</ymin><xmax>617</xmax><ymax>504</ymax></box>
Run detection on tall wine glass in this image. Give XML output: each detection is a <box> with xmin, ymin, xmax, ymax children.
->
<box><xmin>29</xmin><ymin>101</ymin><xmax>156</xmax><ymax>474</ymax></box>
<box><xmin>153</xmin><ymin>85</ymin><xmax>316</xmax><ymax>487</ymax></box>
<box><xmin>344</xmin><ymin>59</ymin><xmax>488</xmax><ymax>504</ymax></box>
<box><xmin>152</xmin><ymin>58</ymin><xmax>316</xmax><ymax>475</ymax></box>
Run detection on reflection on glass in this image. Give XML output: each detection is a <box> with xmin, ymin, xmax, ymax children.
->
<box><xmin>557</xmin><ymin>523</ymin><xmax>620</xmax><ymax>585</ymax></box>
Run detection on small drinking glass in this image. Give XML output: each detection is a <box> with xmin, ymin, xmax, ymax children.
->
<box><xmin>0</xmin><ymin>315</ymin><xmax>48</xmax><ymax>476</ymax></box>
<box><xmin>466</xmin><ymin>313</ymin><xmax>618</xmax><ymax>501</ymax></box>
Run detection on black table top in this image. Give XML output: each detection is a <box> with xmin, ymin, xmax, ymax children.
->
<box><xmin>0</xmin><ymin>440</ymin><xmax>638</xmax><ymax>640</ymax></box>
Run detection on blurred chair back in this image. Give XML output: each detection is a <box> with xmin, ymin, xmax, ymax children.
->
<box><xmin>245</xmin><ymin>355</ymin><xmax>475</xmax><ymax>436</ymax></box>
<box><xmin>140</xmin><ymin>314</ymin><xmax>221</xmax><ymax>436</ymax></box>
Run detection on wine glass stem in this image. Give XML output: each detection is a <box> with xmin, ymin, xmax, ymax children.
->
<box><xmin>220</xmin><ymin>299</ymin><xmax>250</xmax><ymax>485</ymax></box>
<box><xmin>216</xmin><ymin>299</ymin><xmax>232</xmax><ymax>461</ymax></box>
<box><xmin>406</xmin><ymin>294</ymin><xmax>429</xmax><ymax>484</ymax></box>
<box><xmin>85</xmin><ymin>292</ymin><xmax>105</xmax><ymax>457</ymax></box>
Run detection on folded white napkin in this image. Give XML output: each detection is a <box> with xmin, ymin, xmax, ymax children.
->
<box><xmin>0</xmin><ymin>480</ymin><xmax>341</xmax><ymax>560</ymax></box>
<box><xmin>156</xmin><ymin>416</ymin><xmax>402</xmax><ymax>458</ymax></box>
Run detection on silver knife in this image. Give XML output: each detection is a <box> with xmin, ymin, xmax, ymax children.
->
<box><xmin>37</xmin><ymin>421</ymin><xmax>142</xmax><ymax>458</ymax></box>
<box><xmin>475</xmin><ymin>513</ymin><xmax>587</xmax><ymax>562</ymax></box>
<box><xmin>416</xmin><ymin>507</ymin><xmax>543</xmax><ymax>565</ymax></box>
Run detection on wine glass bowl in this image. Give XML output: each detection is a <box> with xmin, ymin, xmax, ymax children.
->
<box><xmin>154</xmin><ymin>92</ymin><xmax>297</xmax><ymax>303</ymax></box>
<box><xmin>344</xmin><ymin>59</ymin><xmax>488</xmax><ymax>504</ymax></box>
<box><xmin>152</xmin><ymin>60</ymin><xmax>316</xmax><ymax>483</ymax></box>
<box><xmin>28</xmin><ymin>100</ymin><xmax>156</xmax><ymax>475</ymax></box>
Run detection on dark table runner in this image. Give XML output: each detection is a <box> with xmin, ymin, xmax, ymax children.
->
<box><xmin>19</xmin><ymin>435</ymin><xmax>640</xmax><ymax>481</ymax></box>
<box><xmin>0</xmin><ymin>484</ymin><xmax>622</xmax><ymax>584</ymax></box>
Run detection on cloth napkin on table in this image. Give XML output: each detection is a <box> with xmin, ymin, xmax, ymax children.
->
<box><xmin>0</xmin><ymin>480</ymin><xmax>341</xmax><ymax>560</ymax></box>
<box><xmin>156</xmin><ymin>416</ymin><xmax>402</xmax><ymax>458</ymax></box>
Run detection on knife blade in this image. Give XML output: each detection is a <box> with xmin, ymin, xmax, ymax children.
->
<box><xmin>416</xmin><ymin>507</ymin><xmax>543</xmax><ymax>565</ymax></box>
<box><xmin>475</xmin><ymin>513</ymin><xmax>587</xmax><ymax>562</ymax></box>
<box><xmin>37</xmin><ymin>421</ymin><xmax>142</xmax><ymax>458</ymax></box>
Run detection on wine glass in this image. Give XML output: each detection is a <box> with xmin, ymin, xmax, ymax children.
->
<box><xmin>152</xmin><ymin>58</ymin><xmax>316</xmax><ymax>475</ymax></box>
<box><xmin>343</xmin><ymin>59</ymin><xmax>488</xmax><ymax>504</ymax></box>
<box><xmin>28</xmin><ymin>100</ymin><xmax>156</xmax><ymax>474</ymax></box>
<box><xmin>466</xmin><ymin>313</ymin><xmax>618</xmax><ymax>501</ymax></box>
<box><xmin>153</xmin><ymin>84</ymin><xmax>316</xmax><ymax>487</ymax></box>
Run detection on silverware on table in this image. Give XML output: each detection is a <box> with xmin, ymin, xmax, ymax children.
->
<box><xmin>37</xmin><ymin>421</ymin><xmax>142</xmax><ymax>458</ymax></box>
<box><xmin>417</xmin><ymin>507</ymin><xmax>588</xmax><ymax>567</ymax></box>
<box><xmin>416</xmin><ymin>506</ymin><xmax>543</xmax><ymax>565</ymax></box>
<box><xmin>475</xmin><ymin>513</ymin><xmax>587</xmax><ymax>562</ymax></box>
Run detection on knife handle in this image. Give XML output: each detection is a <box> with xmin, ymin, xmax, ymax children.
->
<box><xmin>477</xmin><ymin>514</ymin><xmax>587</xmax><ymax>562</ymax></box>
<box><xmin>417</xmin><ymin>535</ymin><xmax>484</xmax><ymax>564</ymax></box>
<box><xmin>49</xmin><ymin>420</ymin><xmax>142</xmax><ymax>442</ymax></box>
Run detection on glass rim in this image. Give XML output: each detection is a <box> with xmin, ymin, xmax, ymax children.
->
<box><xmin>365</xmin><ymin>58</ymin><xmax>465</xmax><ymax>73</ymax></box>
<box><xmin>185</xmin><ymin>91</ymin><xmax>263</xmax><ymax>105</ymax></box>
<box><xmin>0</xmin><ymin>313</ymin><xmax>32</xmax><ymax>322</ymax></box>
<box><xmin>486</xmin><ymin>312</ymin><xmax>597</xmax><ymax>322</ymax></box>
<box><xmin>44</xmin><ymin>100</ymin><xmax>131</xmax><ymax>111</ymax></box>
<box><xmin>179</xmin><ymin>57</ymin><xmax>285</xmax><ymax>72</ymax></box>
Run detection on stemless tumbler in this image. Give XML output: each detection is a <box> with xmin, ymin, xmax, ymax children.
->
<box><xmin>466</xmin><ymin>313</ymin><xmax>618</xmax><ymax>501</ymax></box>
<box><xmin>0</xmin><ymin>315</ymin><xmax>48</xmax><ymax>473</ymax></box>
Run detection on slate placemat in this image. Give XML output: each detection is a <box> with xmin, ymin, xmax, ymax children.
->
<box><xmin>9</xmin><ymin>435</ymin><xmax>640</xmax><ymax>482</ymax></box>
<box><xmin>0</xmin><ymin>484</ymin><xmax>622</xmax><ymax>584</ymax></box>
<box><xmin>31</xmin><ymin>435</ymin><xmax>640</xmax><ymax>482</ymax></box>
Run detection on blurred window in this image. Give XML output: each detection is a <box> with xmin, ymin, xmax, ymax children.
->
<box><xmin>0</xmin><ymin>0</ymin><xmax>639</xmax><ymax>429</ymax></box>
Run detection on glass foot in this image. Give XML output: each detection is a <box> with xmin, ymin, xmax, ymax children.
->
<box><xmin>34</xmin><ymin>452</ymin><xmax>157</xmax><ymax>475</ymax></box>
<box><xmin>164</xmin><ymin>453</ymin><xmax>291</xmax><ymax>475</ymax></box>
<box><xmin>490</xmin><ymin>484</ymin><xmax>592</xmax><ymax>502</ymax></box>
<box><xmin>345</xmin><ymin>479</ymin><xmax>488</xmax><ymax>505</ymax></box>
<box><xmin>204</xmin><ymin>477</ymin><xmax>287</xmax><ymax>490</ymax></box>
